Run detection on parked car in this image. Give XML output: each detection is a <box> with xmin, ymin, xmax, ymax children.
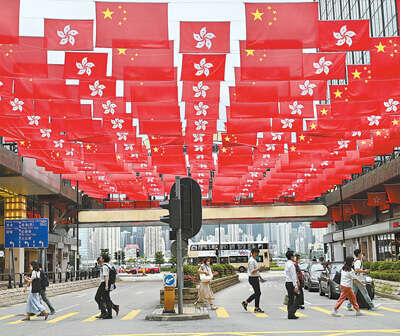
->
<box><xmin>127</xmin><ymin>265</ymin><xmax>160</xmax><ymax>274</ymax></box>
<box><xmin>319</xmin><ymin>262</ymin><xmax>375</xmax><ymax>307</ymax></box>
<box><xmin>299</xmin><ymin>262</ymin><xmax>310</xmax><ymax>280</ymax></box>
<box><xmin>146</xmin><ymin>265</ymin><xmax>161</xmax><ymax>274</ymax></box>
<box><xmin>304</xmin><ymin>262</ymin><xmax>325</xmax><ymax>292</ymax></box>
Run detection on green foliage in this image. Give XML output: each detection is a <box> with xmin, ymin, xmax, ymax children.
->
<box><xmin>270</xmin><ymin>262</ymin><xmax>278</xmax><ymax>267</ymax></box>
<box><xmin>155</xmin><ymin>251</ymin><xmax>165</xmax><ymax>266</ymax></box>
<box><xmin>393</xmin><ymin>261</ymin><xmax>400</xmax><ymax>270</ymax></box>
<box><xmin>169</xmin><ymin>256</ymin><xmax>177</xmax><ymax>266</ymax></box>
<box><xmin>363</xmin><ymin>261</ymin><xmax>372</xmax><ymax>270</ymax></box>
<box><xmin>370</xmin><ymin>271</ymin><xmax>400</xmax><ymax>282</ymax></box>
<box><xmin>271</xmin><ymin>266</ymin><xmax>284</xmax><ymax>271</ymax></box>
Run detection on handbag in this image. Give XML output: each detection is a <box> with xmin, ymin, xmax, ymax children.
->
<box><xmin>283</xmin><ymin>294</ymin><xmax>289</xmax><ymax>306</ymax></box>
<box><xmin>31</xmin><ymin>278</ymin><xmax>41</xmax><ymax>293</ymax></box>
<box><xmin>199</xmin><ymin>266</ymin><xmax>213</xmax><ymax>282</ymax></box>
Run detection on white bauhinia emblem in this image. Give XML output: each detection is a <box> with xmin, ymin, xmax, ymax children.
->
<box><xmin>338</xmin><ymin>140</ymin><xmax>350</xmax><ymax>149</ymax></box>
<box><xmin>281</xmin><ymin>118</ymin><xmax>295</xmax><ymax>129</ymax></box>
<box><xmin>194</xmin><ymin>58</ymin><xmax>213</xmax><ymax>77</ymax></box>
<box><xmin>0</xmin><ymin>81</ymin><xmax>3</xmax><ymax>87</ymax></box>
<box><xmin>27</xmin><ymin>115</ymin><xmax>40</xmax><ymax>126</ymax></box>
<box><xmin>304</xmin><ymin>173</ymin><xmax>312</xmax><ymax>177</ymax></box>
<box><xmin>124</xmin><ymin>144</ymin><xmax>134</xmax><ymax>151</ymax></box>
<box><xmin>53</xmin><ymin>140</ymin><xmax>64</xmax><ymax>148</ymax></box>
<box><xmin>196</xmin><ymin>154</ymin><xmax>205</xmax><ymax>160</ymax></box>
<box><xmin>193</xmin><ymin>81</ymin><xmax>209</xmax><ymax>98</ymax></box>
<box><xmin>262</xmin><ymin>154</ymin><xmax>270</xmax><ymax>159</ymax></box>
<box><xmin>111</xmin><ymin>118</ymin><xmax>124</xmax><ymax>129</ymax></box>
<box><xmin>367</xmin><ymin>115</ymin><xmax>381</xmax><ymax>126</ymax></box>
<box><xmin>103</xmin><ymin>100</ymin><xmax>116</xmax><ymax>115</ymax></box>
<box><xmin>98</xmin><ymin>176</ymin><xmax>105</xmax><ymax>181</ymax></box>
<box><xmin>313</xmin><ymin>57</ymin><xmax>333</xmax><ymax>75</ymax></box>
<box><xmin>384</xmin><ymin>98</ymin><xmax>399</xmax><ymax>112</ymax></box>
<box><xmin>193</xmin><ymin>134</ymin><xmax>205</xmax><ymax>142</ymax></box>
<box><xmin>299</xmin><ymin>80</ymin><xmax>316</xmax><ymax>96</ymax></box>
<box><xmin>289</xmin><ymin>101</ymin><xmax>304</xmax><ymax>115</ymax></box>
<box><xmin>271</xmin><ymin>132</ymin><xmax>283</xmax><ymax>141</ymax></box>
<box><xmin>57</xmin><ymin>25</ymin><xmax>79</xmax><ymax>46</ymax></box>
<box><xmin>117</xmin><ymin>132</ymin><xmax>128</xmax><ymax>141</ymax></box>
<box><xmin>250</xmin><ymin>172</ymin><xmax>259</xmax><ymax>178</ymax></box>
<box><xmin>89</xmin><ymin>80</ymin><xmax>106</xmax><ymax>97</ymax></box>
<box><xmin>193</xmin><ymin>27</ymin><xmax>216</xmax><ymax>49</ymax></box>
<box><xmin>200</xmin><ymin>164</ymin><xmax>207</xmax><ymax>169</ymax></box>
<box><xmin>352</xmin><ymin>131</ymin><xmax>361</xmax><ymax>137</ymax></box>
<box><xmin>333</xmin><ymin>25</ymin><xmax>356</xmax><ymax>47</ymax></box>
<box><xmin>10</xmin><ymin>98</ymin><xmax>24</xmax><ymax>112</ymax></box>
<box><xmin>40</xmin><ymin>129</ymin><xmax>52</xmax><ymax>138</ymax></box>
<box><xmin>321</xmin><ymin>161</ymin><xmax>329</xmax><ymax>167</ymax></box>
<box><xmin>266</xmin><ymin>144</ymin><xmax>276</xmax><ymax>151</ymax></box>
<box><xmin>195</xmin><ymin>119</ymin><xmax>208</xmax><ymax>131</ymax></box>
<box><xmin>194</xmin><ymin>145</ymin><xmax>204</xmax><ymax>152</ymax></box>
<box><xmin>76</xmin><ymin>57</ymin><xmax>95</xmax><ymax>76</ymax></box>
<box><xmin>130</xmin><ymin>153</ymin><xmax>139</xmax><ymax>158</ymax></box>
<box><xmin>310</xmin><ymin>164</ymin><xmax>317</xmax><ymax>172</ymax></box>
<box><xmin>66</xmin><ymin>148</ymin><xmax>74</xmax><ymax>156</ymax></box>
<box><xmin>194</xmin><ymin>102</ymin><xmax>209</xmax><ymax>116</ymax></box>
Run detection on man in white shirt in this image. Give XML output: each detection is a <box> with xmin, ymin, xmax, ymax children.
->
<box><xmin>347</xmin><ymin>249</ymin><xmax>379</xmax><ymax>311</ymax></box>
<box><xmin>241</xmin><ymin>248</ymin><xmax>265</xmax><ymax>313</ymax></box>
<box><xmin>284</xmin><ymin>250</ymin><xmax>299</xmax><ymax>319</ymax></box>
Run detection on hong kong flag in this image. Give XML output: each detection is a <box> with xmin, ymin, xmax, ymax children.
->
<box><xmin>79</xmin><ymin>79</ymin><xmax>116</xmax><ymax>99</ymax></box>
<box><xmin>182</xmin><ymin>81</ymin><xmax>220</xmax><ymax>102</ymax></box>
<box><xmin>318</xmin><ymin>20</ymin><xmax>370</xmax><ymax>51</ymax></box>
<box><xmin>303</xmin><ymin>53</ymin><xmax>346</xmax><ymax>80</ymax></box>
<box><xmin>64</xmin><ymin>52</ymin><xmax>108</xmax><ymax>79</ymax></box>
<box><xmin>45</xmin><ymin>19</ymin><xmax>94</xmax><ymax>51</ymax></box>
<box><xmin>185</xmin><ymin>102</ymin><xmax>219</xmax><ymax>120</ymax></box>
<box><xmin>180</xmin><ymin>22</ymin><xmax>230</xmax><ymax>53</ymax></box>
<box><xmin>181</xmin><ymin>54</ymin><xmax>226</xmax><ymax>81</ymax></box>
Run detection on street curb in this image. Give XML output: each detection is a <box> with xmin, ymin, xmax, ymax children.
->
<box><xmin>145</xmin><ymin>312</ymin><xmax>210</xmax><ymax>321</ymax></box>
<box><xmin>376</xmin><ymin>292</ymin><xmax>400</xmax><ymax>301</ymax></box>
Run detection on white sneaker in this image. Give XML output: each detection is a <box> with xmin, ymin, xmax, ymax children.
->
<box><xmin>347</xmin><ymin>306</ymin><xmax>354</xmax><ymax>311</ymax></box>
<box><xmin>331</xmin><ymin>310</ymin><xmax>339</xmax><ymax>317</ymax></box>
<box><xmin>356</xmin><ymin>310</ymin><xmax>364</xmax><ymax>316</ymax></box>
<box><xmin>371</xmin><ymin>304</ymin><xmax>381</xmax><ymax>311</ymax></box>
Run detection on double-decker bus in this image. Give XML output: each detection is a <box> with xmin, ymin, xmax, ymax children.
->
<box><xmin>188</xmin><ymin>241</ymin><xmax>270</xmax><ymax>272</ymax></box>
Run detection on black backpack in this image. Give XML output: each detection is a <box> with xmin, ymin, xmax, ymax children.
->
<box><xmin>333</xmin><ymin>270</ymin><xmax>341</xmax><ymax>284</ymax></box>
<box><xmin>105</xmin><ymin>264</ymin><xmax>117</xmax><ymax>286</ymax></box>
<box><xmin>40</xmin><ymin>270</ymin><xmax>49</xmax><ymax>288</ymax></box>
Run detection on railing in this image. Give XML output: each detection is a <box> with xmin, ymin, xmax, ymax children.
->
<box><xmin>0</xmin><ymin>269</ymin><xmax>100</xmax><ymax>290</ymax></box>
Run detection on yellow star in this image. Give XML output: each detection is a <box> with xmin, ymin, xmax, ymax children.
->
<box><xmin>376</xmin><ymin>130</ymin><xmax>382</xmax><ymax>136</ymax></box>
<box><xmin>334</xmin><ymin>89</ymin><xmax>343</xmax><ymax>98</ymax></box>
<box><xmin>245</xmin><ymin>49</ymin><xmax>255</xmax><ymax>56</ymax></box>
<box><xmin>118</xmin><ymin>48</ymin><xmax>127</xmax><ymax>55</ymax></box>
<box><xmin>116</xmin><ymin>155</ymin><xmax>121</xmax><ymax>160</ymax></box>
<box><xmin>290</xmin><ymin>145</ymin><xmax>296</xmax><ymax>152</ymax></box>
<box><xmin>375</xmin><ymin>42</ymin><xmax>386</xmax><ymax>53</ymax></box>
<box><xmin>224</xmin><ymin>136</ymin><xmax>231</xmax><ymax>141</ymax></box>
<box><xmin>320</xmin><ymin>108</ymin><xmax>328</xmax><ymax>115</ymax></box>
<box><xmin>352</xmin><ymin>69</ymin><xmax>362</xmax><ymax>79</ymax></box>
<box><xmin>86</xmin><ymin>144</ymin><xmax>92</xmax><ymax>150</ymax></box>
<box><xmin>222</xmin><ymin>147</ymin><xmax>227</xmax><ymax>153</ymax></box>
<box><xmin>56</xmin><ymin>152</ymin><xmax>60</xmax><ymax>157</ymax></box>
<box><xmin>361</xmin><ymin>140</ymin><xmax>367</xmax><ymax>145</ymax></box>
<box><xmin>299</xmin><ymin>135</ymin><xmax>305</xmax><ymax>141</ymax></box>
<box><xmin>310</xmin><ymin>123</ymin><xmax>317</xmax><ymax>130</ymax></box>
<box><xmin>153</xmin><ymin>147</ymin><xmax>159</xmax><ymax>152</ymax></box>
<box><xmin>102</xmin><ymin>8</ymin><xmax>114</xmax><ymax>19</ymax></box>
<box><xmin>20</xmin><ymin>141</ymin><xmax>25</xmax><ymax>146</ymax></box>
<box><xmin>252</xmin><ymin>9</ymin><xmax>264</xmax><ymax>21</ymax></box>
<box><xmin>393</xmin><ymin>119</ymin><xmax>399</xmax><ymax>126</ymax></box>
<box><xmin>87</xmin><ymin>176</ymin><xmax>91</xmax><ymax>180</ymax></box>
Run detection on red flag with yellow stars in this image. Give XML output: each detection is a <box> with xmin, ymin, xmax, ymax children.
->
<box><xmin>95</xmin><ymin>2</ymin><xmax>169</xmax><ymax>48</ymax></box>
<box><xmin>245</xmin><ymin>3</ymin><xmax>319</xmax><ymax>49</ymax></box>
<box><xmin>347</xmin><ymin>65</ymin><xmax>373</xmax><ymax>84</ymax></box>
<box><xmin>316</xmin><ymin>104</ymin><xmax>332</xmax><ymax>118</ymax></box>
<box><xmin>370</xmin><ymin>37</ymin><xmax>400</xmax><ymax>79</ymax></box>
<box><xmin>222</xmin><ymin>133</ymin><xmax>257</xmax><ymax>147</ymax></box>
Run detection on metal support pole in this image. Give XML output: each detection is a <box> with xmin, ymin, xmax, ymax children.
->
<box><xmin>218</xmin><ymin>223</ymin><xmax>221</xmax><ymax>264</ymax></box>
<box><xmin>76</xmin><ymin>181</ymin><xmax>80</xmax><ymax>273</ymax></box>
<box><xmin>175</xmin><ymin>176</ymin><xmax>184</xmax><ymax>315</ymax></box>
<box><xmin>8</xmin><ymin>249</ymin><xmax>12</xmax><ymax>289</ymax></box>
<box><xmin>339</xmin><ymin>185</ymin><xmax>346</xmax><ymax>259</ymax></box>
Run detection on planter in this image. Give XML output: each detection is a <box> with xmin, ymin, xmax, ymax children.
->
<box><xmin>160</xmin><ymin>274</ymin><xmax>239</xmax><ymax>304</ymax></box>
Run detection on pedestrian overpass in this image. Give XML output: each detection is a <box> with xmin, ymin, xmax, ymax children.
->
<box><xmin>78</xmin><ymin>204</ymin><xmax>329</xmax><ymax>227</ymax></box>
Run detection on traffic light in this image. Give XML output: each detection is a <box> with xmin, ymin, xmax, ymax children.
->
<box><xmin>121</xmin><ymin>251</ymin><xmax>125</xmax><ymax>264</ymax></box>
<box><xmin>160</xmin><ymin>198</ymin><xmax>181</xmax><ymax>229</ymax></box>
<box><xmin>215</xmin><ymin>247</ymin><xmax>219</xmax><ymax>257</ymax></box>
<box><xmin>114</xmin><ymin>252</ymin><xmax>118</xmax><ymax>261</ymax></box>
<box><xmin>136</xmin><ymin>249</ymin><xmax>140</xmax><ymax>258</ymax></box>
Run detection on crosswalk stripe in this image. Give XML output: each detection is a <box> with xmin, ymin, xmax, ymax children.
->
<box><xmin>311</xmin><ymin>306</ymin><xmax>344</xmax><ymax>317</ymax></box>
<box><xmin>360</xmin><ymin>310</ymin><xmax>384</xmax><ymax>317</ymax></box>
<box><xmin>248</xmin><ymin>307</ymin><xmax>268</xmax><ymax>317</ymax></box>
<box><xmin>380</xmin><ymin>306</ymin><xmax>400</xmax><ymax>313</ymax></box>
<box><xmin>0</xmin><ymin>315</ymin><xmax>16</xmax><ymax>321</ymax></box>
<box><xmin>215</xmin><ymin>307</ymin><xmax>229</xmax><ymax>318</ymax></box>
<box><xmin>47</xmin><ymin>312</ymin><xmax>79</xmax><ymax>324</ymax></box>
<box><xmin>279</xmin><ymin>306</ymin><xmax>307</xmax><ymax>317</ymax></box>
<box><xmin>121</xmin><ymin>309</ymin><xmax>141</xmax><ymax>321</ymax></box>
<box><xmin>8</xmin><ymin>315</ymin><xmax>38</xmax><ymax>325</ymax></box>
<box><xmin>83</xmin><ymin>313</ymin><xmax>101</xmax><ymax>322</ymax></box>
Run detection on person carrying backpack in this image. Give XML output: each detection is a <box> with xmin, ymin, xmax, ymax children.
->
<box><xmin>39</xmin><ymin>263</ymin><xmax>56</xmax><ymax>315</ymax></box>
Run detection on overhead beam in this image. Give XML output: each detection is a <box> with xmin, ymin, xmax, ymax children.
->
<box><xmin>78</xmin><ymin>204</ymin><xmax>328</xmax><ymax>226</ymax></box>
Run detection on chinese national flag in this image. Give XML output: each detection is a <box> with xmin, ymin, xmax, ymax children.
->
<box><xmin>95</xmin><ymin>2</ymin><xmax>169</xmax><ymax>48</ymax></box>
<box><xmin>140</xmin><ymin>120</ymin><xmax>182</xmax><ymax>136</ymax></box>
<box><xmin>370</xmin><ymin>37</ymin><xmax>400</xmax><ymax>79</ymax></box>
<box><xmin>302</xmin><ymin>53</ymin><xmax>346</xmax><ymax>80</ymax></box>
<box><xmin>181</xmin><ymin>54</ymin><xmax>226</xmax><ymax>81</ymax></box>
<box><xmin>367</xmin><ymin>192</ymin><xmax>387</xmax><ymax>207</ymax></box>
<box><xmin>45</xmin><ymin>19</ymin><xmax>94</xmax><ymax>51</ymax></box>
<box><xmin>245</xmin><ymin>3</ymin><xmax>319</xmax><ymax>49</ymax></box>
<box><xmin>64</xmin><ymin>52</ymin><xmax>108</xmax><ymax>79</ymax></box>
<box><xmin>229</xmin><ymin>102</ymin><xmax>278</xmax><ymax>118</ymax></box>
<box><xmin>129</xmin><ymin>81</ymin><xmax>178</xmax><ymax>103</ymax></box>
<box><xmin>347</xmin><ymin>65</ymin><xmax>373</xmax><ymax>83</ymax></box>
<box><xmin>232</xmin><ymin>81</ymin><xmax>290</xmax><ymax>102</ymax></box>
<box><xmin>180</xmin><ymin>22</ymin><xmax>230</xmax><ymax>53</ymax></box>
<box><xmin>14</xmin><ymin>78</ymin><xmax>68</xmax><ymax>99</ymax></box>
<box><xmin>384</xmin><ymin>184</ymin><xmax>400</xmax><ymax>204</ymax></box>
<box><xmin>133</xmin><ymin>103</ymin><xmax>180</xmax><ymax>120</ymax></box>
<box><xmin>222</xmin><ymin>133</ymin><xmax>257</xmax><ymax>147</ymax></box>
<box><xmin>350</xmin><ymin>199</ymin><xmax>374</xmax><ymax>216</ymax></box>
<box><xmin>0</xmin><ymin>0</ymin><xmax>20</xmax><ymax>44</ymax></box>
<box><xmin>316</xmin><ymin>104</ymin><xmax>332</xmax><ymax>118</ymax></box>
<box><xmin>318</xmin><ymin>20</ymin><xmax>370</xmax><ymax>51</ymax></box>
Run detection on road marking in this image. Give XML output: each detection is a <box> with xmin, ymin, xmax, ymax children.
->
<box><xmin>0</xmin><ymin>314</ymin><xmax>16</xmax><ymax>320</ymax></box>
<box><xmin>83</xmin><ymin>313</ymin><xmax>100</xmax><ymax>322</ymax></box>
<box><xmin>57</xmin><ymin>304</ymin><xmax>80</xmax><ymax>312</ymax></box>
<box><xmin>380</xmin><ymin>306</ymin><xmax>400</xmax><ymax>313</ymax></box>
<box><xmin>311</xmin><ymin>306</ymin><xmax>344</xmax><ymax>317</ymax></box>
<box><xmin>304</xmin><ymin>300</ymin><xmax>312</xmax><ymax>305</ymax></box>
<box><xmin>279</xmin><ymin>306</ymin><xmax>307</xmax><ymax>317</ymax></box>
<box><xmin>360</xmin><ymin>309</ymin><xmax>384</xmax><ymax>317</ymax></box>
<box><xmin>248</xmin><ymin>307</ymin><xmax>268</xmax><ymax>317</ymax></box>
<box><xmin>121</xmin><ymin>309</ymin><xmax>141</xmax><ymax>320</ymax></box>
<box><xmin>8</xmin><ymin>315</ymin><xmax>38</xmax><ymax>325</ymax></box>
<box><xmin>47</xmin><ymin>312</ymin><xmax>79</xmax><ymax>324</ymax></box>
<box><xmin>215</xmin><ymin>307</ymin><xmax>229</xmax><ymax>318</ymax></box>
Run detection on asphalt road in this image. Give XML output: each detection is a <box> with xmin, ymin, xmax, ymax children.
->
<box><xmin>1</xmin><ymin>272</ymin><xmax>400</xmax><ymax>336</ymax></box>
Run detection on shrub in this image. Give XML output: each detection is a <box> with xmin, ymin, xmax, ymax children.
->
<box><xmin>393</xmin><ymin>261</ymin><xmax>400</xmax><ymax>270</ymax></box>
<box><xmin>371</xmin><ymin>261</ymin><xmax>384</xmax><ymax>271</ymax></box>
<box><xmin>211</xmin><ymin>264</ymin><xmax>225</xmax><ymax>278</ymax></box>
<box><xmin>370</xmin><ymin>271</ymin><xmax>400</xmax><ymax>282</ymax></box>
<box><xmin>379</xmin><ymin>261</ymin><xmax>394</xmax><ymax>271</ymax></box>
<box><xmin>363</xmin><ymin>261</ymin><xmax>372</xmax><ymax>270</ymax></box>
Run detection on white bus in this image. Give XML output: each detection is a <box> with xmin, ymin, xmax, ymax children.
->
<box><xmin>188</xmin><ymin>241</ymin><xmax>270</xmax><ymax>272</ymax></box>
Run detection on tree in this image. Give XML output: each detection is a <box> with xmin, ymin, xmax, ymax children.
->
<box><xmin>169</xmin><ymin>255</ymin><xmax>177</xmax><ymax>266</ymax></box>
<box><xmin>155</xmin><ymin>251</ymin><xmax>165</xmax><ymax>266</ymax></box>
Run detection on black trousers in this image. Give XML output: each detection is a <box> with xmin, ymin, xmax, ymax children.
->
<box><xmin>296</xmin><ymin>285</ymin><xmax>304</xmax><ymax>306</ymax></box>
<box><xmin>246</xmin><ymin>276</ymin><xmax>261</xmax><ymax>308</ymax></box>
<box><xmin>285</xmin><ymin>282</ymin><xmax>298</xmax><ymax>318</ymax></box>
<box><xmin>95</xmin><ymin>282</ymin><xmax>112</xmax><ymax>316</ymax></box>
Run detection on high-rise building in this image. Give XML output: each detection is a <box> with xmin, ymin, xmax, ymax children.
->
<box><xmin>144</xmin><ymin>226</ymin><xmax>166</xmax><ymax>258</ymax></box>
<box><xmin>121</xmin><ymin>230</ymin><xmax>131</xmax><ymax>248</ymax></box>
<box><xmin>92</xmin><ymin>227</ymin><xmax>121</xmax><ymax>257</ymax></box>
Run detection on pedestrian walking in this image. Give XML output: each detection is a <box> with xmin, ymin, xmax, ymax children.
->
<box><xmin>331</xmin><ymin>256</ymin><xmax>363</xmax><ymax>317</ymax></box>
<box><xmin>294</xmin><ymin>254</ymin><xmax>305</xmax><ymax>310</ymax></box>
<box><xmin>195</xmin><ymin>258</ymin><xmax>217</xmax><ymax>310</ymax></box>
<box><xmin>242</xmin><ymin>248</ymin><xmax>265</xmax><ymax>313</ymax></box>
<box><xmin>38</xmin><ymin>263</ymin><xmax>56</xmax><ymax>315</ymax></box>
<box><xmin>22</xmin><ymin>261</ymin><xmax>49</xmax><ymax>321</ymax></box>
<box><xmin>347</xmin><ymin>249</ymin><xmax>380</xmax><ymax>311</ymax></box>
<box><xmin>284</xmin><ymin>250</ymin><xmax>299</xmax><ymax>319</ymax></box>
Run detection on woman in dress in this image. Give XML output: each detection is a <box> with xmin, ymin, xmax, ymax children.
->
<box><xmin>195</xmin><ymin>258</ymin><xmax>217</xmax><ymax>310</ymax></box>
<box><xmin>22</xmin><ymin>261</ymin><xmax>48</xmax><ymax>321</ymax></box>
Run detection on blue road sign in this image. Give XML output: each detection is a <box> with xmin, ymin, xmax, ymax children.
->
<box><xmin>163</xmin><ymin>273</ymin><xmax>176</xmax><ymax>287</ymax></box>
<box><xmin>4</xmin><ymin>219</ymin><xmax>49</xmax><ymax>248</ymax></box>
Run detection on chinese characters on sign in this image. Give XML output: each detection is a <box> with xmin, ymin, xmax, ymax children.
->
<box><xmin>4</xmin><ymin>219</ymin><xmax>49</xmax><ymax>248</ymax></box>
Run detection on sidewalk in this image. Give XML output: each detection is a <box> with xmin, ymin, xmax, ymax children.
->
<box><xmin>145</xmin><ymin>304</ymin><xmax>210</xmax><ymax>321</ymax></box>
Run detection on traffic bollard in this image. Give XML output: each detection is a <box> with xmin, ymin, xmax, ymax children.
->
<box><xmin>163</xmin><ymin>287</ymin><xmax>176</xmax><ymax>314</ymax></box>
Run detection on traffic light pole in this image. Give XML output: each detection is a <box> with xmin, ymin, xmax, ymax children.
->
<box><xmin>175</xmin><ymin>176</ymin><xmax>184</xmax><ymax>315</ymax></box>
